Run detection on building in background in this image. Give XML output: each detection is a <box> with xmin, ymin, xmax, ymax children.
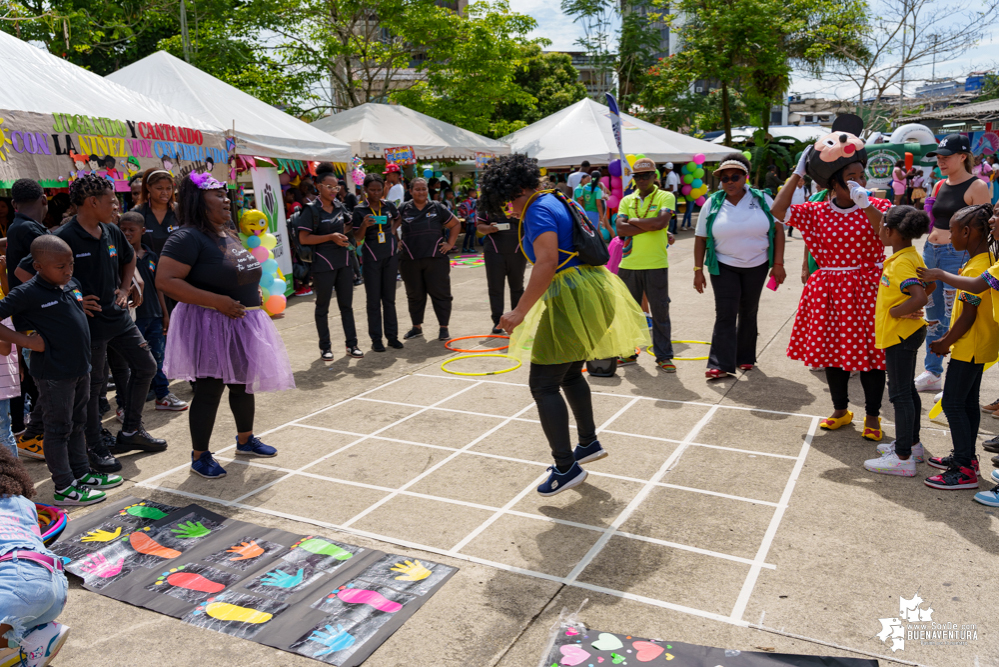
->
<box><xmin>550</xmin><ymin>51</ymin><xmax>615</xmax><ymax>99</ymax></box>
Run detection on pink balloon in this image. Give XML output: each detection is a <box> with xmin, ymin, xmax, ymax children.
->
<box><xmin>681</xmin><ymin>184</ymin><xmax>693</xmax><ymax>195</ymax></box>
<box><xmin>693</xmin><ymin>153</ymin><xmax>706</xmax><ymax>165</ymax></box>
<box><xmin>695</xmin><ymin>196</ymin><xmax>706</xmax><ymax>206</ymax></box>
<box><xmin>600</xmin><ymin>176</ymin><xmax>611</xmax><ymax>189</ymax></box>
<box><xmin>610</xmin><ymin>176</ymin><xmax>621</xmax><ymax>188</ymax></box>
<box><xmin>250</xmin><ymin>246</ymin><xmax>269</xmax><ymax>263</ymax></box>
<box><xmin>607</xmin><ymin>194</ymin><xmax>621</xmax><ymax>209</ymax></box>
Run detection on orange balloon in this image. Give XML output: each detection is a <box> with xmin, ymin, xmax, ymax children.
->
<box><xmin>905</xmin><ymin>152</ymin><xmax>914</xmax><ymax>171</ymax></box>
<box><xmin>264</xmin><ymin>294</ymin><xmax>286</xmax><ymax>315</ymax></box>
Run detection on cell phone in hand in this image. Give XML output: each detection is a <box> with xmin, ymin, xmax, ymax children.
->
<box><xmin>766</xmin><ymin>276</ymin><xmax>778</xmax><ymax>291</ymax></box>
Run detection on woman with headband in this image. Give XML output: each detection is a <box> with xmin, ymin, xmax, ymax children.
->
<box><xmin>136</xmin><ymin>168</ymin><xmax>178</xmax><ymax>255</ymax></box>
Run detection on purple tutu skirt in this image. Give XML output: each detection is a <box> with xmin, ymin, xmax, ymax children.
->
<box><xmin>163</xmin><ymin>302</ymin><xmax>296</xmax><ymax>393</ymax></box>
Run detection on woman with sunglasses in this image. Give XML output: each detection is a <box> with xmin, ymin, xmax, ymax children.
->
<box><xmin>693</xmin><ymin>153</ymin><xmax>786</xmax><ymax>379</ymax></box>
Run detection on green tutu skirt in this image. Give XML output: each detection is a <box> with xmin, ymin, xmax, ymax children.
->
<box><xmin>509</xmin><ymin>265</ymin><xmax>651</xmax><ymax>365</ymax></box>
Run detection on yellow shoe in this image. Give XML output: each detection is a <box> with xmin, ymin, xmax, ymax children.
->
<box><xmin>16</xmin><ymin>433</ymin><xmax>44</xmax><ymax>460</ymax></box>
<box><xmin>862</xmin><ymin>417</ymin><xmax>883</xmax><ymax>442</ymax></box>
<box><xmin>819</xmin><ymin>410</ymin><xmax>853</xmax><ymax>430</ymax></box>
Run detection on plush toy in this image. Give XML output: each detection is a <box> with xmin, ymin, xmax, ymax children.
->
<box><xmin>806</xmin><ymin>114</ymin><xmax>867</xmax><ymax>189</ymax></box>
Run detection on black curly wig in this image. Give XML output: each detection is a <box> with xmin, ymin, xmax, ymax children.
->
<box><xmin>883</xmin><ymin>205</ymin><xmax>930</xmax><ymax>241</ymax></box>
<box><xmin>0</xmin><ymin>444</ymin><xmax>35</xmax><ymax>499</ymax></box>
<box><xmin>479</xmin><ymin>153</ymin><xmax>541</xmax><ymax>218</ymax></box>
<box><xmin>69</xmin><ymin>172</ymin><xmax>113</xmax><ymax>206</ymax></box>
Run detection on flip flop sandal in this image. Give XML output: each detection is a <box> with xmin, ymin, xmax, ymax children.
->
<box><xmin>658</xmin><ymin>360</ymin><xmax>676</xmax><ymax>373</ymax></box>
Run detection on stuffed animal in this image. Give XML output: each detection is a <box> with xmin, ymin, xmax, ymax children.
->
<box><xmin>806</xmin><ymin>114</ymin><xmax>867</xmax><ymax>189</ymax></box>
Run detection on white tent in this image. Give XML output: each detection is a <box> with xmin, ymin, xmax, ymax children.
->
<box><xmin>710</xmin><ymin>125</ymin><xmax>831</xmax><ymax>144</ymax></box>
<box><xmin>0</xmin><ymin>32</ymin><xmax>216</xmax><ymax>132</ymax></box>
<box><xmin>310</xmin><ymin>103</ymin><xmax>510</xmax><ymax>160</ymax></box>
<box><xmin>107</xmin><ymin>51</ymin><xmax>351</xmax><ymax>163</ymax></box>
<box><xmin>500</xmin><ymin>98</ymin><xmax>738</xmax><ymax>167</ymax></box>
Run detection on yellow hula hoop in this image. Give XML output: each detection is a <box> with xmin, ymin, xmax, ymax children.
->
<box><xmin>647</xmin><ymin>340</ymin><xmax>710</xmax><ymax>361</ymax></box>
<box><xmin>441</xmin><ymin>354</ymin><xmax>522</xmax><ymax>376</ymax></box>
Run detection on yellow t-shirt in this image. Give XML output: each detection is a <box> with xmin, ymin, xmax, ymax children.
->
<box><xmin>977</xmin><ymin>259</ymin><xmax>999</xmax><ymax>324</ymax></box>
<box><xmin>618</xmin><ymin>186</ymin><xmax>675</xmax><ymax>270</ymax></box>
<box><xmin>950</xmin><ymin>252</ymin><xmax>999</xmax><ymax>364</ymax></box>
<box><xmin>875</xmin><ymin>246</ymin><xmax>927</xmax><ymax>349</ymax></box>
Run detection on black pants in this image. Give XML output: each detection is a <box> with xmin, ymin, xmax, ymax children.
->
<box><xmin>105</xmin><ymin>346</ymin><xmax>130</xmax><ymax>408</ymax></box>
<box><xmin>400</xmin><ymin>256</ymin><xmax>452</xmax><ymax>327</ymax></box>
<box><xmin>313</xmin><ymin>266</ymin><xmax>357</xmax><ymax>350</ymax></box>
<box><xmin>943</xmin><ymin>358</ymin><xmax>984</xmax><ymax>467</ymax></box>
<box><xmin>37</xmin><ymin>374</ymin><xmax>90</xmax><ymax>489</ymax></box>
<box><xmin>188</xmin><ymin>377</ymin><xmax>255</xmax><ymax>452</ymax></box>
<box><xmin>884</xmin><ymin>327</ymin><xmax>926</xmax><ymax>457</ymax></box>
<box><xmin>362</xmin><ymin>254</ymin><xmax>400</xmax><ymax>343</ymax></box>
<box><xmin>87</xmin><ymin>325</ymin><xmax>157</xmax><ymax>450</ymax></box>
<box><xmin>824</xmin><ymin>367</ymin><xmax>886</xmax><ymax>417</ymax></box>
<box><xmin>529</xmin><ymin>361</ymin><xmax>597</xmax><ymax>470</ymax></box>
<box><xmin>15</xmin><ymin>352</ymin><xmax>40</xmax><ymax>436</ymax></box>
<box><xmin>619</xmin><ymin>267</ymin><xmax>672</xmax><ymax>361</ymax></box>
<box><xmin>707</xmin><ymin>261</ymin><xmax>769</xmax><ymax>373</ymax></box>
<box><xmin>484</xmin><ymin>251</ymin><xmax>527</xmax><ymax>325</ymax></box>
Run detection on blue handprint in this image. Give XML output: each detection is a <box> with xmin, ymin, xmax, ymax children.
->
<box><xmin>309</xmin><ymin>623</ymin><xmax>355</xmax><ymax>656</ymax></box>
<box><xmin>260</xmin><ymin>567</ymin><xmax>304</xmax><ymax>588</ymax></box>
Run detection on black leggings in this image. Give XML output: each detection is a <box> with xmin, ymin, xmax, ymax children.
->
<box><xmin>529</xmin><ymin>361</ymin><xmax>597</xmax><ymax>470</ymax></box>
<box><xmin>189</xmin><ymin>377</ymin><xmax>254</xmax><ymax>452</ymax></box>
<box><xmin>824</xmin><ymin>367</ymin><xmax>886</xmax><ymax>417</ymax></box>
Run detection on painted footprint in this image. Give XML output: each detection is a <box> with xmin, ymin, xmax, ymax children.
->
<box><xmin>336</xmin><ymin>588</ymin><xmax>402</xmax><ymax>612</ymax></box>
<box><xmin>226</xmin><ymin>540</ymin><xmax>264</xmax><ymax>561</ymax></box>
<box><xmin>309</xmin><ymin>623</ymin><xmax>355</xmax><ymax>656</ymax></box>
<box><xmin>292</xmin><ymin>537</ymin><xmax>353</xmax><ymax>560</ymax></box>
<box><xmin>155</xmin><ymin>566</ymin><xmax>225</xmax><ymax>593</ymax></box>
<box><xmin>127</xmin><ymin>528</ymin><xmax>182</xmax><ymax>558</ymax></box>
<box><xmin>119</xmin><ymin>502</ymin><xmax>168</xmax><ymax>520</ymax></box>
<box><xmin>204</xmin><ymin>601</ymin><xmax>273</xmax><ymax>624</ymax></box>
<box><xmin>389</xmin><ymin>559</ymin><xmax>431</xmax><ymax>581</ymax></box>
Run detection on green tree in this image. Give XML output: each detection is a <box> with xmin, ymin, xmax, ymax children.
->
<box><xmin>490</xmin><ymin>45</ymin><xmax>588</xmax><ymax>137</ymax></box>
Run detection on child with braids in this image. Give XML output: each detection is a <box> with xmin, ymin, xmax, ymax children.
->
<box><xmin>917</xmin><ymin>204</ymin><xmax>999</xmax><ymax>492</ymax></box>
<box><xmin>864</xmin><ymin>206</ymin><xmax>932</xmax><ymax>477</ymax></box>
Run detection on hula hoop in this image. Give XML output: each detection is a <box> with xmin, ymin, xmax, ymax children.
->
<box><xmin>35</xmin><ymin>503</ymin><xmax>68</xmax><ymax>545</ymax></box>
<box><xmin>647</xmin><ymin>339</ymin><xmax>710</xmax><ymax>361</ymax></box>
<box><xmin>441</xmin><ymin>353</ymin><xmax>521</xmax><ymax>376</ymax></box>
<box><xmin>444</xmin><ymin>335</ymin><xmax>510</xmax><ymax>353</ymax></box>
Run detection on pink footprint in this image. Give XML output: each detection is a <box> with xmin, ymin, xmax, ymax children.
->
<box><xmin>336</xmin><ymin>588</ymin><xmax>402</xmax><ymax>612</ymax></box>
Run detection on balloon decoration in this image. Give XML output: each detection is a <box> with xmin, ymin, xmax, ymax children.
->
<box><xmin>626</xmin><ymin>154</ymin><xmax>637</xmax><ymax>167</ymax></box>
<box><xmin>742</xmin><ymin>150</ymin><xmax>752</xmax><ymax>161</ymax></box>
<box><xmin>600</xmin><ymin>176</ymin><xmax>611</xmax><ymax>190</ymax></box>
<box><xmin>608</xmin><ymin>159</ymin><xmax>622</xmax><ymax>177</ymax></box>
<box><xmin>693</xmin><ymin>153</ymin><xmax>706</xmax><ymax>165</ymax></box>
<box><xmin>239</xmin><ymin>209</ymin><xmax>287</xmax><ymax>316</ymax></box>
<box><xmin>680</xmin><ymin>156</ymin><xmax>710</xmax><ymax>203</ymax></box>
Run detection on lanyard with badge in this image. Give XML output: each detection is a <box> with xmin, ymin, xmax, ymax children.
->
<box><xmin>371</xmin><ymin>201</ymin><xmax>387</xmax><ymax>243</ymax></box>
<box><xmin>636</xmin><ymin>185</ymin><xmax>659</xmax><ymax>218</ymax></box>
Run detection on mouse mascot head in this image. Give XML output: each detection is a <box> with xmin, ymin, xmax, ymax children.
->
<box><xmin>806</xmin><ymin>114</ymin><xmax>867</xmax><ymax>189</ymax></box>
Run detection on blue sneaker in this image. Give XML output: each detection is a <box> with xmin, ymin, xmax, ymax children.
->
<box><xmin>573</xmin><ymin>440</ymin><xmax>608</xmax><ymax>464</ymax></box>
<box><xmin>991</xmin><ymin>469</ymin><xmax>999</xmax><ymax>484</ymax></box>
<box><xmin>974</xmin><ymin>484</ymin><xmax>999</xmax><ymax>506</ymax></box>
<box><xmin>537</xmin><ymin>462</ymin><xmax>588</xmax><ymax>497</ymax></box>
<box><xmin>191</xmin><ymin>451</ymin><xmax>226</xmax><ymax>479</ymax></box>
<box><xmin>236</xmin><ymin>434</ymin><xmax>277</xmax><ymax>457</ymax></box>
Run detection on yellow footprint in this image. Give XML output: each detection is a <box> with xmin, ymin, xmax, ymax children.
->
<box><xmin>205</xmin><ymin>602</ymin><xmax>272</xmax><ymax>624</ymax></box>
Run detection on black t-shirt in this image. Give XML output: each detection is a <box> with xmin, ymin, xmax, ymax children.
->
<box><xmin>134</xmin><ymin>245</ymin><xmax>162</xmax><ymax>320</ymax></box>
<box><xmin>138</xmin><ymin>202</ymin><xmax>179</xmax><ymax>255</ymax></box>
<box><xmin>161</xmin><ymin>227</ymin><xmax>263</xmax><ymax>307</ymax></box>
<box><xmin>0</xmin><ymin>276</ymin><xmax>91</xmax><ymax>380</ymax></box>
<box><xmin>476</xmin><ymin>211</ymin><xmax>520</xmax><ymax>255</ymax></box>
<box><xmin>295</xmin><ymin>200</ymin><xmax>351</xmax><ymax>272</ymax></box>
<box><xmin>339</xmin><ymin>193</ymin><xmax>358</xmax><ymax>211</ymax></box>
<box><xmin>6</xmin><ymin>213</ymin><xmax>48</xmax><ymax>290</ymax></box>
<box><xmin>352</xmin><ymin>200</ymin><xmax>399</xmax><ymax>262</ymax></box>
<box><xmin>398</xmin><ymin>200</ymin><xmax>455</xmax><ymax>260</ymax></box>
<box><xmin>19</xmin><ymin>217</ymin><xmax>136</xmax><ymax>340</ymax></box>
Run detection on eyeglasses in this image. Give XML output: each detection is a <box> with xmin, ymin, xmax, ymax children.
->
<box><xmin>633</xmin><ymin>172</ymin><xmax>656</xmax><ymax>181</ymax></box>
<box><xmin>718</xmin><ymin>174</ymin><xmax>746</xmax><ymax>183</ymax></box>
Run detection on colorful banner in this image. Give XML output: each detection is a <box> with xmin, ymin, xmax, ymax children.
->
<box><xmin>474</xmin><ymin>152</ymin><xmax>495</xmax><ymax>170</ymax></box>
<box><xmin>250</xmin><ymin>166</ymin><xmax>293</xmax><ymax>291</ymax></box>
<box><xmin>0</xmin><ymin>109</ymin><xmax>227</xmax><ymax>189</ymax></box>
<box><xmin>970</xmin><ymin>131</ymin><xmax>999</xmax><ymax>156</ymax></box>
<box><xmin>605</xmin><ymin>93</ymin><xmax>631</xmax><ymax>190</ymax></box>
<box><xmin>383</xmin><ymin>146</ymin><xmax>416</xmax><ymax>167</ymax></box>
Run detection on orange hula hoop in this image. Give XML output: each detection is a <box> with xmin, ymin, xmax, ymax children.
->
<box><xmin>444</xmin><ymin>335</ymin><xmax>510</xmax><ymax>353</ymax></box>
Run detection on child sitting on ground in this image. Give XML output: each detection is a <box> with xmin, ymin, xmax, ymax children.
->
<box><xmin>0</xmin><ymin>445</ymin><xmax>70</xmax><ymax>667</ymax></box>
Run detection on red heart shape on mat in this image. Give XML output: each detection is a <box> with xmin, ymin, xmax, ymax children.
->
<box><xmin>633</xmin><ymin>640</ymin><xmax>665</xmax><ymax>661</ymax></box>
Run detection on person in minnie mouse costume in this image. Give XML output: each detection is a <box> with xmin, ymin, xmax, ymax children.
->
<box><xmin>770</xmin><ymin>115</ymin><xmax>896</xmax><ymax>442</ymax></box>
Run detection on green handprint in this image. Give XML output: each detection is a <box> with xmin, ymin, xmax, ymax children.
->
<box><xmin>171</xmin><ymin>520</ymin><xmax>211</xmax><ymax>539</ymax></box>
<box><xmin>260</xmin><ymin>567</ymin><xmax>305</xmax><ymax>588</ymax></box>
<box><xmin>297</xmin><ymin>538</ymin><xmax>352</xmax><ymax>560</ymax></box>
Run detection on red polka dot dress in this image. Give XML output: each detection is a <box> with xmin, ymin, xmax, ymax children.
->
<box><xmin>785</xmin><ymin>198</ymin><xmax>893</xmax><ymax>372</ymax></box>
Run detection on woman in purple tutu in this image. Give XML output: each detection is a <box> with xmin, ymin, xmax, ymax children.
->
<box><xmin>157</xmin><ymin>172</ymin><xmax>295</xmax><ymax>480</ymax></box>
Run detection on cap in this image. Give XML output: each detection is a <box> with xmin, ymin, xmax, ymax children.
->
<box><xmin>383</xmin><ymin>163</ymin><xmax>402</xmax><ymax>174</ymax></box>
<box><xmin>632</xmin><ymin>157</ymin><xmax>657</xmax><ymax>173</ymax></box>
<box><xmin>926</xmin><ymin>134</ymin><xmax>970</xmax><ymax>157</ymax></box>
<box><xmin>665</xmin><ymin>162</ymin><xmax>674</xmax><ymax>169</ymax></box>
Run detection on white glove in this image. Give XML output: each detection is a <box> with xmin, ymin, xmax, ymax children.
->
<box><xmin>793</xmin><ymin>145</ymin><xmax>812</xmax><ymax>178</ymax></box>
<box><xmin>847</xmin><ymin>180</ymin><xmax>870</xmax><ymax>208</ymax></box>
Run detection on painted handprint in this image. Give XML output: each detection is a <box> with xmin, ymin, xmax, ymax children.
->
<box><xmin>171</xmin><ymin>520</ymin><xmax>211</xmax><ymax>539</ymax></box>
<box><xmin>309</xmin><ymin>623</ymin><xmax>356</xmax><ymax>656</ymax></box>
<box><xmin>226</xmin><ymin>540</ymin><xmax>265</xmax><ymax>561</ymax></box>
<box><xmin>390</xmin><ymin>559</ymin><xmax>431</xmax><ymax>581</ymax></box>
<box><xmin>79</xmin><ymin>553</ymin><xmax>124</xmax><ymax>578</ymax></box>
<box><xmin>81</xmin><ymin>526</ymin><xmax>122</xmax><ymax>542</ymax></box>
<box><xmin>260</xmin><ymin>567</ymin><xmax>304</xmax><ymax>589</ymax></box>
<box><xmin>294</xmin><ymin>537</ymin><xmax>352</xmax><ymax>560</ymax></box>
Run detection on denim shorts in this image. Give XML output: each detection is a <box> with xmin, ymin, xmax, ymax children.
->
<box><xmin>0</xmin><ymin>557</ymin><xmax>68</xmax><ymax>647</ymax></box>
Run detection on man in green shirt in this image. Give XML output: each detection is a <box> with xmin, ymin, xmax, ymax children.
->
<box><xmin>617</xmin><ymin>157</ymin><xmax>676</xmax><ymax>371</ymax></box>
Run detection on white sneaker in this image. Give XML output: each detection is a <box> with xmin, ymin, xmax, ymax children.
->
<box><xmin>914</xmin><ymin>370</ymin><xmax>942</xmax><ymax>393</ymax></box>
<box><xmin>864</xmin><ymin>451</ymin><xmax>917</xmax><ymax>477</ymax></box>
<box><xmin>19</xmin><ymin>622</ymin><xmax>70</xmax><ymax>667</ymax></box>
<box><xmin>876</xmin><ymin>440</ymin><xmax>924</xmax><ymax>463</ymax></box>
<box><xmin>155</xmin><ymin>392</ymin><xmax>189</xmax><ymax>411</ymax></box>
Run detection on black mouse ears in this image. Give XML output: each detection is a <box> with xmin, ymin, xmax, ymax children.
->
<box><xmin>831</xmin><ymin>113</ymin><xmax>864</xmax><ymax>138</ymax></box>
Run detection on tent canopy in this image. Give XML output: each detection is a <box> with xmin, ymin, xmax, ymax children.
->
<box><xmin>500</xmin><ymin>98</ymin><xmax>738</xmax><ymax>167</ymax></box>
<box><xmin>311</xmin><ymin>103</ymin><xmax>510</xmax><ymax>160</ymax></box>
<box><xmin>710</xmin><ymin>125</ymin><xmax>831</xmax><ymax>144</ymax></box>
<box><xmin>0</xmin><ymin>32</ymin><xmax>215</xmax><ymax>131</ymax></box>
<box><xmin>107</xmin><ymin>51</ymin><xmax>351</xmax><ymax>163</ymax></box>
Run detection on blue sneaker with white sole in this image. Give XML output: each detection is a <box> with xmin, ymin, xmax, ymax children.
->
<box><xmin>992</xmin><ymin>469</ymin><xmax>999</xmax><ymax>484</ymax></box>
<box><xmin>573</xmin><ymin>440</ymin><xmax>608</xmax><ymax>464</ymax></box>
<box><xmin>537</xmin><ymin>462</ymin><xmax>587</xmax><ymax>496</ymax></box>
<box><xmin>191</xmin><ymin>451</ymin><xmax>227</xmax><ymax>479</ymax></box>
<box><xmin>235</xmin><ymin>434</ymin><xmax>277</xmax><ymax>457</ymax></box>
<box><xmin>974</xmin><ymin>484</ymin><xmax>999</xmax><ymax>506</ymax></box>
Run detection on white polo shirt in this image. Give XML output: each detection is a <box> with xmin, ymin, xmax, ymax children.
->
<box><xmin>695</xmin><ymin>186</ymin><xmax>774</xmax><ymax>268</ymax></box>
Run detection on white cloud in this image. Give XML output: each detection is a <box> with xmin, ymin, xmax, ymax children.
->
<box><xmin>509</xmin><ymin>0</ymin><xmax>620</xmax><ymax>52</ymax></box>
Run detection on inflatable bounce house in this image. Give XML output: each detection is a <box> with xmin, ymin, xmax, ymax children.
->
<box><xmin>864</xmin><ymin>123</ymin><xmax>939</xmax><ymax>191</ymax></box>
